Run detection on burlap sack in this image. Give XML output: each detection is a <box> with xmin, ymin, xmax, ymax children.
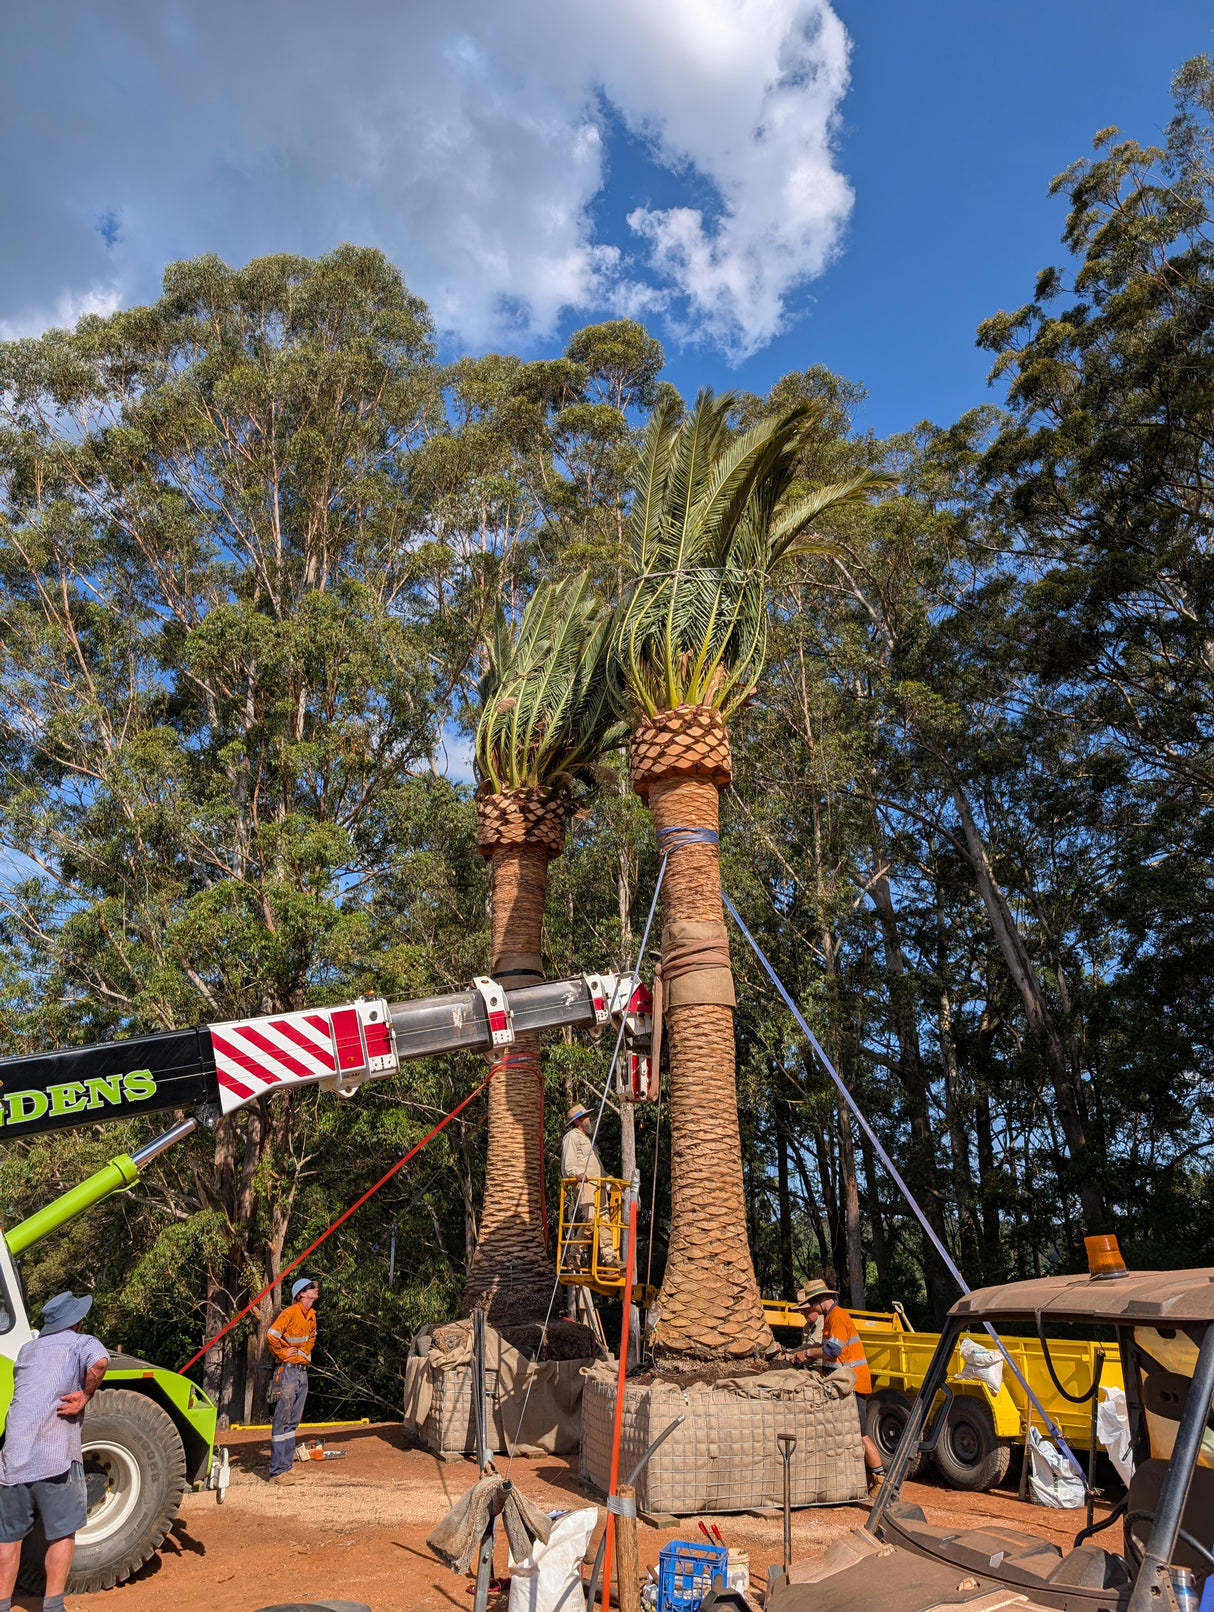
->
<box><xmin>403</xmin><ymin>1320</ymin><xmax>588</xmax><ymax>1457</ymax></box>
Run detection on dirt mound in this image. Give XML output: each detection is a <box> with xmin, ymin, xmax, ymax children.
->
<box><xmin>499</xmin><ymin>1320</ymin><xmax>599</xmax><ymax>1360</ymax></box>
<box><xmin>629</xmin><ymin>1357</ymin><xmax>777</xmax><ymax>1388</ymax></box>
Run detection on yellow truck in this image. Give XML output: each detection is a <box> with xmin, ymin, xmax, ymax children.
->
<box><xmin>763</xmin><ymin>1300</ymin><xmax>1123</xmax><ymax>1492</ymax></box>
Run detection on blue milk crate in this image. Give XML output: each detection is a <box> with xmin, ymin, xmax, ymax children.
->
<box><xmin>657</xmin><ymin>1540</ymin><xmax>728</xmax><ymax>1612</ymax></box>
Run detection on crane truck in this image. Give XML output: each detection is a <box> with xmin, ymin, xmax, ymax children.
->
<box><xmin>0</xmin><ymin>969</ymin><xmax>649</xmax><ymax>1592</ymax></box>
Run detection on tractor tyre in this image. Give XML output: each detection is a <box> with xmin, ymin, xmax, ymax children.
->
<box><xmin>932</xmin><ymin>1396</ymin><xmax>1011</xmax><ymax>1491</ymax></box>
<box><xmin>866</xmin><ymin>1389</ymin><xmax>925</xmax><ymax>1479</ymax></box>
<box><xmin>19</xmin><ymin>1388</ymin><xmax>188</xmax><ymax>1594</ymax></box>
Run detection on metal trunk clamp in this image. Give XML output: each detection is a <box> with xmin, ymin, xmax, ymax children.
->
<box><xmin>582</xmin><ymin>973</ymin><xmax>611</xmax><ymax>1026</ymax></box>
<box><xmin>472</xmin><ymin>977</ymin><xmax>515</xmax><ymax>1048</ymax></box>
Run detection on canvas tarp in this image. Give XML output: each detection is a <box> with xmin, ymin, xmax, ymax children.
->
<box><xmin>403</xmin><ymin>1320</ymin><xmax>587</xmax><ymax>1457</ymax></box>
<box><xmin>580</xmin><ymin>1364</ymin><xmax>867</xmax><ymax>1515</ymax></box>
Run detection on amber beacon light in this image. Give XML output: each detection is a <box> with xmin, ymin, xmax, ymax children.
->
<box><xmin>1085</xmin><ymin>1233</ymin><xmax>1128</xmax><ymax>1279</ymax></box>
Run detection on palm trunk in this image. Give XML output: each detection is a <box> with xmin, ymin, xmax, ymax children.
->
<box><xmin>647</xmin><ymin>776</ymin><xmax>773</xmax><ymax>1358</ymax></box>
<box><xmin>774</xmin><ymin>1095</ymin><xmax>796</xmax><ymax>1301</ymax></box>
<box><xmin>462</xmin><ymin>840</ymin><xmax>557</xmax><ymax>1324</ymax></box>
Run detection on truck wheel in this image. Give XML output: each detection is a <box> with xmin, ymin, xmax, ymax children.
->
<box><xmin>19</xmin><ymin>1389</ymin><xmax>188</xmax><ymax>1594</ymax></box>
<box><xmin>866</xmin><ymin>1389</ymin><xmax>925</xmax><ymax>1478</ymax></box>
<box><xmin>932</xmin><ymin>1397</ymin><xmax>1010</xmax><ymax>1491</ymax></box>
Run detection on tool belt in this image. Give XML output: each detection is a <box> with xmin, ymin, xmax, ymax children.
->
<box><xmin>267</xmin><ymin>1361</ymin><xmax>305</xmax><ymax>1404</ymax></box>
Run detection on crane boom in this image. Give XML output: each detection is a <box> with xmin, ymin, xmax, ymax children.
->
<box><xmin>0</xmin><ymin>971</ymin><xmax>650</xmax><ymax>1257</ymax></box>
<box><xmin>0</xmin><ymin>971</ymin><xmax>647</xmax><ymax>1141</ymax></box>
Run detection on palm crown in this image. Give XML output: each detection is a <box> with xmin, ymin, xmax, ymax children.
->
<box><xmin>612</xmin><ymin>388</ymin><xmax>893</xmax><ymax>720</ymax></box>
<box><xmin>475</xmin><ymin>573</ymin><xmax>627</xmax><ymax>795</ymax></box>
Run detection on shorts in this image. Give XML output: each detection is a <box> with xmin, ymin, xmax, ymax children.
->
<box><xmin>0</xmin><ymin>1462</ymin><xmax>88</xmax><ymax>1542</ymax></box>
<box><xmin>854</xmin><ymin>1390</ymin><xmax>868</xmax><ymax>1432</ymax></box>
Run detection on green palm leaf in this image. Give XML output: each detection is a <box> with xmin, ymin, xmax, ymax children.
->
<box><xmin>475</xmin><ymin>576</ymin><xmax>626</xmax><ymax>797</ymax></box>
<box><xmin>612</xmin><ymin>390</ymin><xmax>893</xmax><ymax>721</ymax></box>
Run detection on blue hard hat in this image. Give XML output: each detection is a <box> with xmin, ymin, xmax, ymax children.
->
<box><xmin>291</xmin><ymin>1276</ymin><xmax>319</xmax><ymax>1300</ymax></box>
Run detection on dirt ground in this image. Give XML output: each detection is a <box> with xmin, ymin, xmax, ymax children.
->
<box><xmin>42</xmin><ymin>1423</ymin><xmax>1113</xmax><ymax>1612</ymax></box>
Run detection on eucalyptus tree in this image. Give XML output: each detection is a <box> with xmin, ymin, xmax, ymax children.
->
<box><xmin>611</xmin><ymin>389</ymin><xmax>892</xmax><ymax>1358</ymax></box>
<box><xmin>0</xmin><ymin>246</ymin><xmax>443</xmax><ymax>1413</ymax></box>
<box><xmin>463</xmin><ymin>575</ymin><xmax>625</xmax><ymax>1323</ymax></box>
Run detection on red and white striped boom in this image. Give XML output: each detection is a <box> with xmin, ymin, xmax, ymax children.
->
<box><xmin>0</xmin><ymin>973</ymin><xmax>650</xmax><ymax>1139</ymax></box>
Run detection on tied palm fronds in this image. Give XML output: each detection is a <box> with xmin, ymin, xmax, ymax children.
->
<box><xmin>475</xmin><ymin>574</ymin><xmax>627</xmax><ymax>796</ymax></box>
<box><xmin>613</xmin><ymin>389</ymin><xmax>895</xmax><ymax>720</ymax></box>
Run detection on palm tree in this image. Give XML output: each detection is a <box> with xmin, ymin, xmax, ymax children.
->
<box><xmin>464</xmin><ymin>575</ymin><xmax>626</xmax><ymax>1325</ymax></box>
<box><xmin>612</xmin><ymin>389</ymin><xmax>892</xmax><ymax>1358</ymax></box>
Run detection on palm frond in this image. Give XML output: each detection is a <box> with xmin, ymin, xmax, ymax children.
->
<box><xmin>769</xmin><ymin>467</ymin><xmax>899</xmax><ymax>563</ymax></box>
<box><xmin>628</xmin><ymin>397</ymin><xmax>681</xmax><ymax>569</ymax></box>
<box><xmin>475</xmin><ymin>576</ymin><xmax>622</xmax><ymax>797</ymax></box>
<box><xmin>613</xmin><ymin>390</ymin><xmax>894</xmax><ymax>721</ymax></box>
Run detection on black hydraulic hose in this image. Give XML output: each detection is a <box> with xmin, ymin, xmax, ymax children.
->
<box><xmin>1036</xmin><ymin>1312</ymin><xmax>1100</xmax><ymax>1404</ymax></box>
<box><xmin>1072</xmin><ymin>1493</ymin><xmax>1127</xmax><ymax>1550</ymax></box>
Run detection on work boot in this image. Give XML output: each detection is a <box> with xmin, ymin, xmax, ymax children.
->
<box><xmin>270</xmin><ymin>1469</ymin><xmax>302</xmax><ymax>1484</ymax></box>
<box><xmin>866</xmin><ymin>1466</ymin><xmax>885</xmax><ymax>1497</ymax></box>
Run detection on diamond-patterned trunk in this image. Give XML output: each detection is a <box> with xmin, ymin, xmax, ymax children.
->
<box><xmin>463</xmin><ymin>791</ymin><xmax>562</xmax><ymax>1325</ymax></box>
<box><xmin>632</xmin><ymin>707</ymin><xmax>773</xmax><ymax>1359</ymax></box>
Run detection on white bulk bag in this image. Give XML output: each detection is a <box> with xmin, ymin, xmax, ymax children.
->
<box><xmin>508</xmin><ymin>1506</ymin><xmax>598</xmax><ymax>1612</ymax></box>
<box><xmin>1028</xmin><ymin>1426</ymin><xmax>1085</xmax><ymax>1509</ymax></box>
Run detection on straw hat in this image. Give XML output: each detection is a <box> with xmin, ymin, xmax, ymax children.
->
<box><xmin>566</xmin><ymin>1103</ymin><xmax>591</xmax><ymax>1126</ymax></box>
<box><xmin>795</xmin><ymin>1279</ymin><xmax>836</xmax><ymax>1310</ymax></box>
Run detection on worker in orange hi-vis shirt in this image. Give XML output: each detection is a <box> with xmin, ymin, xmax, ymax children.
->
<box><xmin>784</xmin><ymin>1279</ymin><xmax>886</xmax><ymax>1493</ymax></box>
<box><xmin>265</xmin><ymin>1276</ymin><xmax>319</xmax><ymax>1484</ymax></box>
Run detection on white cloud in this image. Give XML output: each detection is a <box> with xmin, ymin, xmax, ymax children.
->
<box><xmin>0</xmin><ymin>1</ymin><xmax>852</xmax><ymax>358</ymax></box>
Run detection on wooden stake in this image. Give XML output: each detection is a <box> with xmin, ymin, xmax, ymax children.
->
<box><xmin>615</xmin><ymin>1484</ymin><xmax>641</xmax><ymax>1612</ymax></box>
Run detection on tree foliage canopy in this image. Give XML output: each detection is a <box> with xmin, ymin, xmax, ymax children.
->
<box><xmin>2</xmin><ymin>55</ymin><xmax>1214</xmax><ymax>1414</ymax></box>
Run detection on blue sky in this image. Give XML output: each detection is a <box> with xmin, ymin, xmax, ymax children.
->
<box><xmin>637</xmin><ymin>1</ymin><xmax>1214</xmax><ymax>436</ymax></box>
<box><xmin>1</xmin><ymin>2</ymin><xmax>1211</xmax><ymax>444</ymax></box>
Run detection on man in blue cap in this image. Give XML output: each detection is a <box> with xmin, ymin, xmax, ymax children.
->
<box><xmin>0</xmin><ymin>1292</ymin><xmax>109</xmax><ymax>1612</ymax></box>
<box><xmin>266</xmin><ymin>1276</ymin><xmax>319</xmax><ymax>1483</ymax></box>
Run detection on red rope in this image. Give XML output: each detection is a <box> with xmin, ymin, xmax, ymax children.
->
<box><xmin>177</xmin><ymin>1064</ymin><xmax>499</xmax><ymax>1375</ymax></box>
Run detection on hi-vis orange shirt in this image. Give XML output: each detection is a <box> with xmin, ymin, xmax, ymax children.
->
<box><xmin>267</xmin><ymin>1302</ymin><xmax>316</xmax><ymax>1365</ymax></box>
<box><xmin>821</xmin><ymin>1303</ymin><xmax>871</xmax><ymax>1394</ymax></box>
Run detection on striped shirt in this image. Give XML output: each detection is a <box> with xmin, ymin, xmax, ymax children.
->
<box><xmin>267</xmin><ymin>1302</ymin><xmax>316</xmax><ymax>1365</ymax></box>
<box><xmin>0</xmin><ymin>1330</ymin><xmax>109</xmax><ymax>1484</ymax></box>
<box><xmin>821</xmin><ymin>1303</ymin><xmax>872</xmax><ymax>1395</ymax></box>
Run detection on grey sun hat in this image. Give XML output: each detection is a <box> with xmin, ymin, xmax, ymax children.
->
<box><xmin>39</xmin><ymin>1292</ymin><xmax>94</xmax><ymax>1336</ymax></box>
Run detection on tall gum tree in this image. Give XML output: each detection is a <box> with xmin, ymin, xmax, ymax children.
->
<box><xmin>0</xmin><ymin>247</ymin><xmax>442</xmax><ymax>1415</ymax></box>
<box><xmin>611</xmin><ymin>390</ymin><xmax>892</xmax><ymax>1359</ymax></box>
<box><xmin>463</xmin><ymin>575</ymin><xmax>624</xmax><ymax>1324</ymax></box>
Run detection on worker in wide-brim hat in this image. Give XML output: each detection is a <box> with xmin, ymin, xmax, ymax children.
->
<box><xmin>559</xmin><ymin>1104</ymin><xmax>620</xmax><ymax>1288</ymax></box>
<box><xmin>785</xmin><ymin>1279</ymin><xmax>885</xmax><ymax>1492</ymax></box>
<box><xmin>0</xmin><ymin>1292</ymin><xmax>110</xmax><ymax>1612</ymax></box>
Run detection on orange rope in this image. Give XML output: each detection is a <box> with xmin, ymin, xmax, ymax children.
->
<box><xmin>177</xmin><ymin>1063</ymin><xmax>500</xmax><ymax>1375</ymax></box>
